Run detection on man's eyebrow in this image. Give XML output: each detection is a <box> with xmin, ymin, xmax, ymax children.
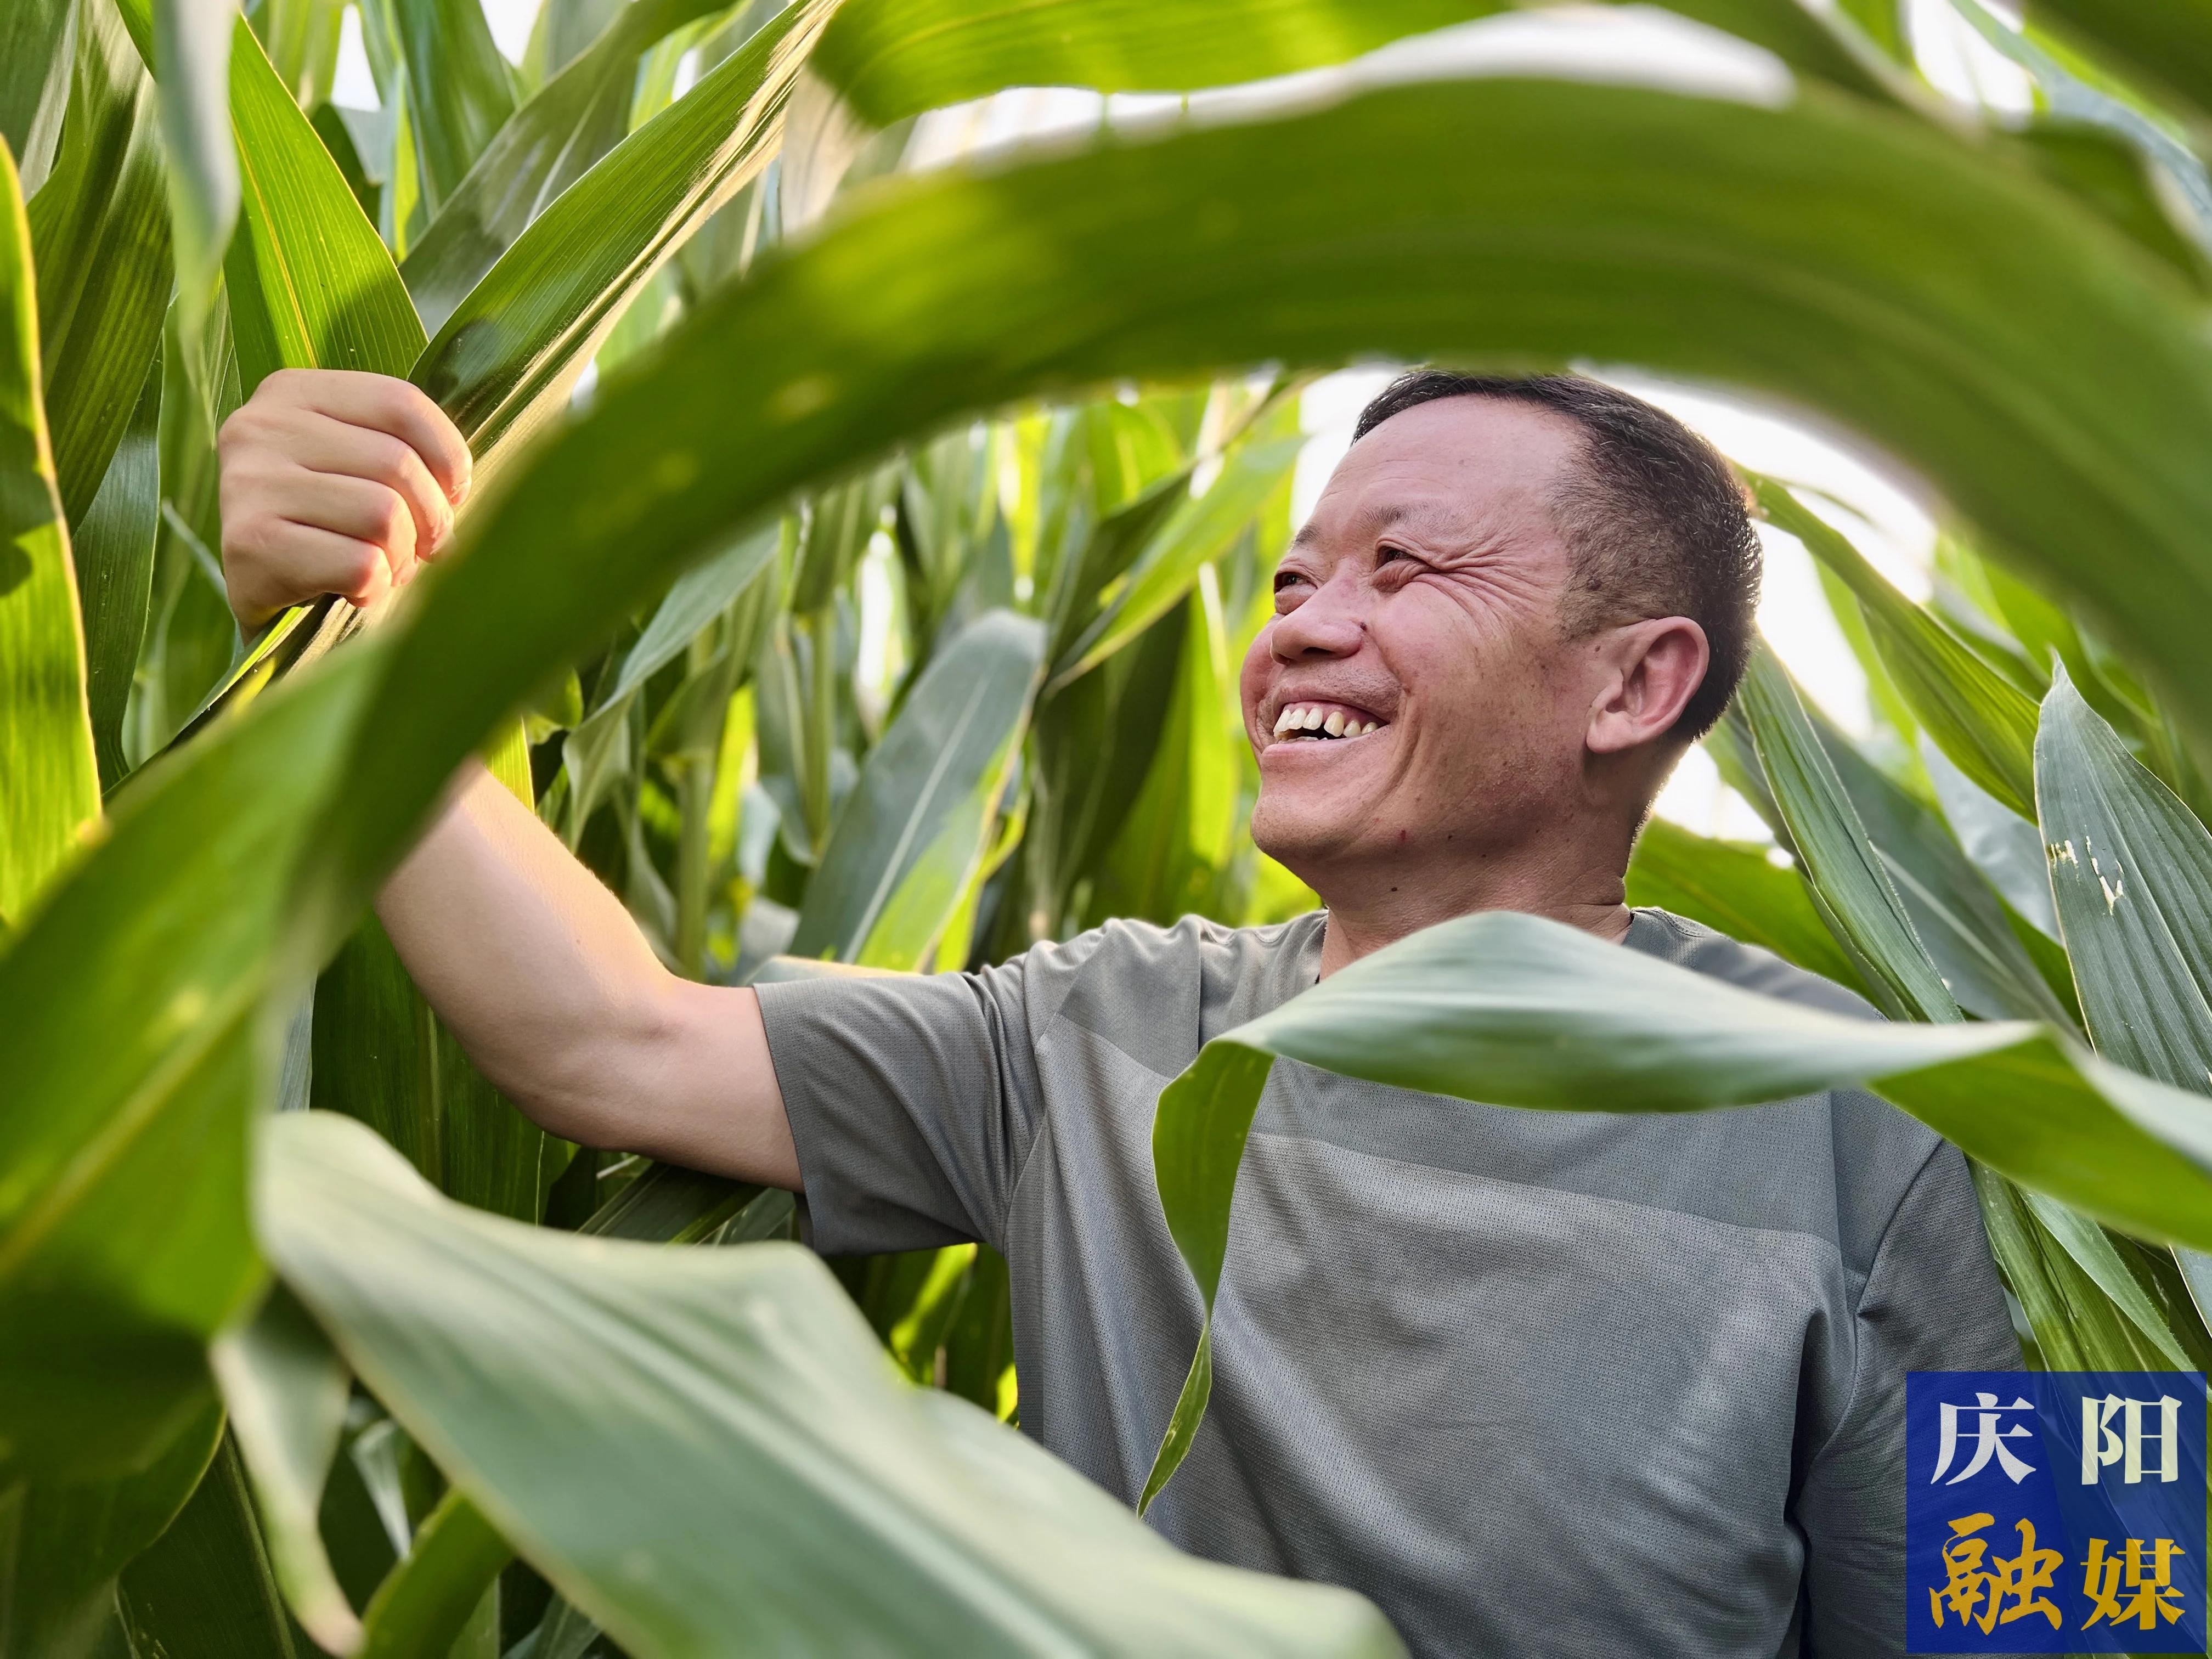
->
<box><xmin>1289</xmin><ymin>501</ymin><xmax>1414</xmax><ymax>551</ymax></box>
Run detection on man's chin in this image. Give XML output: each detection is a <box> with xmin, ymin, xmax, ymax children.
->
<box><xmin>1249</xmin><ymin>798</ymin><xmax>1370</xmax><ymax>876</ymax></box>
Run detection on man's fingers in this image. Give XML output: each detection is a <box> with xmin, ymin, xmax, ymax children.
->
<box><xmin>292</xmin><ymin>410</ymin><xmax>456</xmax><ymax>558</ymax></box>
<box><xmin>261</xmin><ymin>367</ymin><xmax>473</xmax><ymax>507</ymax></box>
<box><xmin>225</xmin><ymin>518</ymin><xmax>396</xmax><ymax>628</ymax></box>
<box><xmin>286</xmin><ymin>471</ymin><xmax>422</xmax><ymax>570</ymax></box>
<box><xmin>337</xmin><ymin>377</ymin><xmax>472</xmax><ymax>507</ymax></box>
<box><xmin>217</xmin><ymin>368</ymin><xmax>467</xmax><ymax>631</ymax></box>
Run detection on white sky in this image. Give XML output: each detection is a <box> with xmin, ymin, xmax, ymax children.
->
<box><xmin>336</xmin><ymin>0</ymin><xmax>2041</xmax><ymax>840</ymax></box>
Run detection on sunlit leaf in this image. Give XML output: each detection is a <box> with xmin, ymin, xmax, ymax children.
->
<box><xmin>1050</xmin><ymin>427</ymin><xmax>1303</xmax><ymax>691</ymax></box>
<box><xmin>791</xmin><ymin>609</ymin><xmax>1043</xmax><ymax>968</ymax></box>
<box><xmin>2031</xmin><ymin>0</ymin><xmax>2212</xmax><ymax>126</ymax></box>
<box><xmin>0</xmin><ymin>137</ymin><xmax>98</xmax><ymax>930</ymax></box>
<box><xmin>25</xmin><ymin>0</ymin><xmax>170</xmax><ymax>526</ymax></box>
<box><xmin>144</xmin><ymin>0</ymin><xmax>239</xmax><ymax>394</ymax></box>
<box><xmin>414</xmin><ymin>0</ymin><xmax>836</xmax><ymax>477</ymax></box>
<box><xmin>222</xmin><ymin>16</ymin><xmax>425</xmax><ymax>397</ymax></box>
<box><xmin>73</xmin><ymin>352</ymin><xmax>162</xmax><ymax>791</ymax></box>
<box><xmin>400</xmin><ymin>0</ymin><xmax>742</xmax><ymax>334</ymax></box>
<box><xmin>0</xmin><ymin>0</ymin><xmax>76</xmax><ymax>192</ymax></box>
<box><xmin>806</xmin><ymin>0</ymin><xmax>1893</xmax><ymax>134</ymax></box>
<box><xmin>1754</xmin><ymin>476</ymin><xmax>2040</xmax><ymax>820</ymax></box>
<box><xmin>391</xmin><ymin>0</ymin><xmax>517</xmax><ymax>210</ymax></box>
<box><xmin>0</xmin><ymin>646</ymin><xmax>380</xmax><ymax>1474</ymax></box>
<box><xmin>2037</xmin><ymin>662</ymin><xmax>2212</xmax><ymax>1331</ymax></box>
<box><xmin>1737</xmin><ymin>645</ymin><xmax>1955</xmax><ymax>1023</ymax></box>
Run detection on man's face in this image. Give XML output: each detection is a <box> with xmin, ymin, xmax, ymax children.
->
<box><xmin>1240</xmin><ymin>396</ymin><xmax>1607</xmax><ymax>879</ymax></box>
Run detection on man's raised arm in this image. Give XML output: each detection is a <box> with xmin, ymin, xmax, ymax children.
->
<box><xmin>220</xmin><ymin>368</ymin><xmax>799</xmax><ymax>1186</ymax></box>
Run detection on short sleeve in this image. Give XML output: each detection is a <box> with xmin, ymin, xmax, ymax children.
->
<box><xmin>1795</xmin><ymin>1138</ymin><xmax>2025</xmax><ymax>1656</ymax></box>
<box><xmin>752</xmin><ymin>955</ymin><xmax>1051</xmax><ymax>1256</ymax></box>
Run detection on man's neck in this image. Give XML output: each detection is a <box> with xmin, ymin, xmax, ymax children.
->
<box><xmin>1311</xmin><ymin>840</ymin><xmax>1634</xmax><ymax>979</ymax></box>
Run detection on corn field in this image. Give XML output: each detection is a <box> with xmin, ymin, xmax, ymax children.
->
<box><xmin>14</xmin><ymin>0</ymin><xmax>2212</xmax><ymax>1651</ymax></box>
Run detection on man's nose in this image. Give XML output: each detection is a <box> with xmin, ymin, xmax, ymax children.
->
<box><xmin>1271</xmin><ymin>571</ymin><xmax>1365</xmax><ymax>661</ymax></box>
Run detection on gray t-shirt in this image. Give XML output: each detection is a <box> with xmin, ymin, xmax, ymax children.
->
<box><xmin>754</xmin><ymin>907</ymin><xmax>2023</xmax><ymax>1657</ymax></box>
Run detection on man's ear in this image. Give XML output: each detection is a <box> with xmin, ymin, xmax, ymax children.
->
<box><xmin>1586</xmin><ymin>617</ymin><xmax>1710</xmax><ymax>756</ymax></box>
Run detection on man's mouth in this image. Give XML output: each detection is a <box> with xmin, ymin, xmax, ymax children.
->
<box><xmin>1269</xmin><ymin>701</ymin><xmax>1388</xmax><ymax>743</ymax></box>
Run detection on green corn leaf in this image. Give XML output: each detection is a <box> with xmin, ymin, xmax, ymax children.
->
<box><xmin>74</xmin><ymin>350</ymin><xmax>162</xmax><ymax>792</ymax></box>
<box><xmin>790</xmin><ymin>609</ymin><xmax>1044</xmax><ymax>968</ymax></box>
<box><xmin>1625</xmin><ymin>817</ymin><xmax>1871</xmax><ymax>997</ymax></box>
<box><xmin>0</xmin><ymin>1393</ymin><xmax>223</xmax><ymax>1659</ymax></box>
<box><xmin>610</xmin><ymin>520</ymin><xmax>783</xmax><ymax>707</ymax></box>
<box><xmin>223</xmin><ymin>14</ymin><xmax>425</xmax><ymax>398</ymax></box>
<box><xmin>806</xmin><ymin>0</ymin><xmax>1892</xmax><ymax>134</ymax></box>
<box><xmin>1732</xmin><ymin>650</ymin><xmax>2141</xmax><ymax>1364</ymax></box>
<box><xmin>1029</xmin><ymin>600</ymin><xmax>1189</xmax><ymax>935</ymax></box>
<box><xmin>1138</xmin><ymin>908</ymin><xmax>2212</xmax><ymax>1505</ymax></box>
<box><xmin>2030</xmin><ymin>0</ymin><xmax>2212</xmax><ymax>126</ymax></box>
<box><xmin>0</xmin><ymin>0</ymin><xmax>76</xmax><ymax>191</ymax></box>
<box><xmin>2015</xmin><ymin>1187</ymin><xmax>2193</xmax><ymax>1368</ymax></box>
<box><xmin>1737</xmin><ymin>644</ymin><xmax>1957</xmax><ymax>1023</ymax></box>
<box><xmin>1921</xmin><ymin>733</ymin><xmax>2061</xmax><ymax>938</ymax></box>
<box><xmin>532</xmin><ymin>0</ymin><xmax>624</xmax><ymax>80</ymax></box>
<box><xmin>575</xmin><ymin>1161</ymin><xmax>763</xmax><ymax>1245</ymax></box>
<box><xmin>1810</xmin><ymin>706</ymin><xmax>2075</xmax><ymax>1027</ymax></box>
<box><xmin>391</xmin><ymin>0</ymin><xmax>516</xmax><ymax>211</ymax></box>
<box><xmin>1954</xmin><ymin>0</ymin><xmax>2212</xmax><ymax>264</ymax></box>
<box><xmin>210</xmin><ymin>1284</ymin><xmax>357</xmax><ymax>1655</ymax></box>
<box><xmin>400</xmin><ymin>0</ymin><xmax>742</xmax><ymax>334</ymax></box>
<box><xmin>1043</xmin><ymin>458</ymin><xmax>1194</xmax><ymax>667</ymax></box>
<box><xmin>146</xmin><ymin>0</ymin><xmax>239</xmax><ymax>396</ymax></box>
<box><xmin>307</xmin><ymin>72</ymin><xmax>2212</xmax><ymax>960</ymax></box>
<box><xmin>1050</xmin><ymin>428</ymin><xmax>1305</xmax><ymax>692</ymax></box>
<box><xmin>791</xmin><ymin>466</ymin><xmax>898</xmax><ymax>615</ymax></box>
<box><xmin>358</xmin><ymin>1486</ymin><xmax>508</xmax><ymax>1659</ymax></box>
<box><xmin>1091</xmin><ymin>575</ymin><xmax>1245</xmax><ymax>929</ymax></box>
<box><xmin>261</xmin><ymin>1110</ymin><xmax>1405</xmax><ymax>1656</ymax></box>
<box><xmin>2039</xmin><ymin>663</ymin><xmax>2212</xmax><ymax>1093</ymax></box>
<box><xmin>0</xmin><ymin>641</ymin><xmax>381</xmax><ymax>1475</ymax></box>
<box><xmin>24</xmin><ymin>0</ymin><xmax>170</xmax><ymax>526</ymax></box>
<box><xmin>116</xmin><ymin>1435</ymin><xmax>302</xmax><ymax>1659</ymax></box>
<box><xmin>1976</xmin><ymin>1168</ymin><xmax>2199</xmax><ymax>1372</ymax></box>
<box><xmin>250</xmin><ymin>0</ymin><xmax>347</xmax><ymax>109</ymax></box>
<box><xmin>1754</xmin><ymin>476</ymin><xmax>2041</xmax><ymax>820</ymax></box>
<box><xmin>2036</xmin><ymin>663</ymin><xmax>2212</xmax><ymax>1328</ymax></box>
<box><xmin>352</xmin><ymin>1148</ymin><xmax>778</xmax><ymax>1658</ymax></box>
<box><xmin>414</xmin><ymin>0</ymin><xmax>834</xmax><ymax>479</ymax></box>
<box><xmin>563</xmin><ymin>517</ymin><xmax>780</xmax><ymax>833</ymax></box>
<box><xmin>0</xmin><ymin>136</ymin><xmax>98</xmax><ymax>931</ymax></box>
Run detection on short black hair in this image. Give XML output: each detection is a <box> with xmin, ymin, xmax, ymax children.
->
<box><xmin>1353</xmin><ymin>370</ymin><xmax>1760</xmax><ymax>740</ymax></box>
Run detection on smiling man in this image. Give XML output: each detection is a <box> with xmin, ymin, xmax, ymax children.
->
<box><xmin>220</xmin><ymin>366</ymin><xmax>2019</xmax><ymax>1656</ymax></box>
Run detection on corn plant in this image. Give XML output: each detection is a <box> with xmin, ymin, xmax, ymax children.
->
<box><xmin>13</xmin><ymin>0</ymin><xmax>2212</xmax><ymax>1652</ymax></box>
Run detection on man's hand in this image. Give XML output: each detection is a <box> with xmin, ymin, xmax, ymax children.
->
<box><xmin>221</xmin><ymin>372</ymin><xmax>799</xmax><ymax>1186</ymax></box>
<box><xmin>218</xmin><ymin>368</ymin><xmax>473</xmax><ymax>631</ymax></box>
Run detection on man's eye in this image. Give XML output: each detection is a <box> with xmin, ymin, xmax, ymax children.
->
<box><xmin>1272</xmin><ymin>570</ymin><xmax>1306</xmax><ymax>593</ymax></box>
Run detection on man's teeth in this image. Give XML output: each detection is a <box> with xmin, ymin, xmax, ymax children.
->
<box><xmin>1271</xmin><ymin>703</ymin><xmax>1381</xmax><ymax>740</ymax></box>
